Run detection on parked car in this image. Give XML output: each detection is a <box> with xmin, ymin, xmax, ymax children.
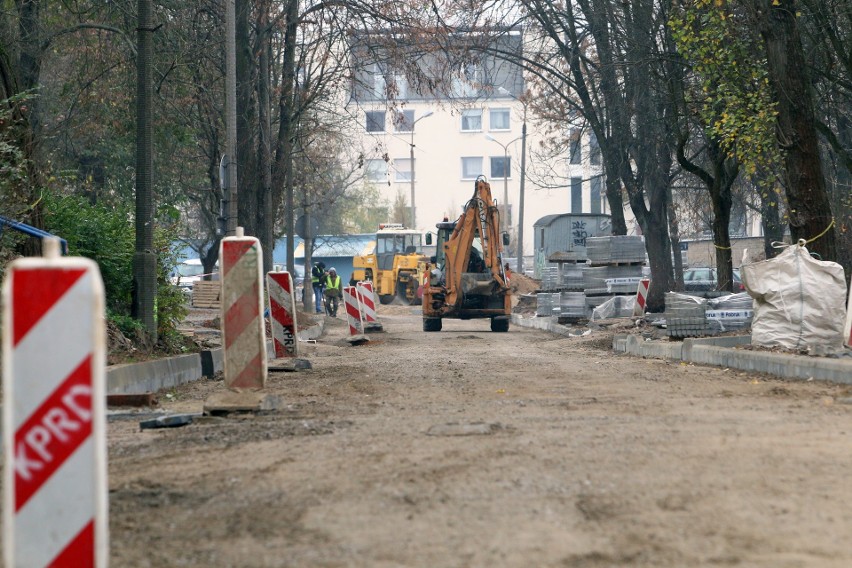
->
<box><xmin>682</xmin><ymin>267</ymin><xmax>745</xmax><ymax>293</ymax></box>
<box><xmin>170</xmin><ymin>259</ymin><xmax>218</xmax><ymax>296</ymax></box>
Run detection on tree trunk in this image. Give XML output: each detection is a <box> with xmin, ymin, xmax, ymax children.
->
<box><xmin>758</xmin><ymin>0</ymin><xmax>837</xmax><ymax>261</ymax></box>
<box><xmin>257</xmin><ymin>3</ymin><xmax>274</xmax><ymax>273</ymax></box>
<box><xmin>236</xmin><ymin>0</ymin><xmax>258</xmax><ymax>236</ymax></box>
<box><xmin>273</xmin><ymin>0</ymin><xmax>299</xmax><ymax>276</ymax></box>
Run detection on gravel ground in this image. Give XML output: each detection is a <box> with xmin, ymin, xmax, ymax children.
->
<box><xmin>102</xmin><ymin>305</ymin><xmax>852</xmax><ymax>567</ymax></box>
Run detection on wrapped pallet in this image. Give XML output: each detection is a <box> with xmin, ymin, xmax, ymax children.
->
<box><xmin>741</xmin><ymin>240</ymin><xmax>847</xmax><ymax>350</ymax></box>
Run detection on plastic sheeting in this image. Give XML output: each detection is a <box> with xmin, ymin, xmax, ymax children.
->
<box><xmin>741</xmin><ymin>241</ymin><xmax>847</xmax><ymax>350</ymax></box>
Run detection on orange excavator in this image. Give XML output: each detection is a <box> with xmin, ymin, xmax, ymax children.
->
<box><xmin>422</xmin><ymin>177</ymin><xmax>512</xmax><ymax>332</ymax></box>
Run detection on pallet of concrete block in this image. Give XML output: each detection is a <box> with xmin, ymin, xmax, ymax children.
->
<box><xmin>591</xmin><ymin>295</ymin><xmax>636</xmax><ymax>321</ymax></box>
<box><xmin>558</xmin><ymin>291</ymin><xmax>587</xmax><ymax>321</ymax></box>
<box><xmin>586</xmin><ymin>235</ymin><xmax>646</xmax><ymax>265</ymax></box>
<box><xmin>583</xmin><ymin>264</ymin><xmax>644</xmax><ymax>295</ymax></box>
<box><xmin>560</xmin><ymin>263</ymin><xmax>585</xmax><ymax>291</ymax></box>
<box><xmin>665</xmin><ymin>292</ymin><xmax>713</xmax><ymax>337</ymax></box>
<box><xmin>705</xmin><ymin>292</ymin><xmax>753</xmax><ymax>333</ymax></box>
<box><xmin>536</xmin><ymin>292</ymin><xmax>562</xmax><ymax>317</ymax></box>
<box><xmin>192</xmin><ymin>280</ymin><xmax>221</xmax><ymax>308</ymax></box>
<box><xmin>541</xmin><ymin>266</ymin><xmax>561</xmax><ymax>291</ymax></box>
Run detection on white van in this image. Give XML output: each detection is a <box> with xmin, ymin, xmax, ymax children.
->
<box><xmin>170</xmin><ymin>259</ymin><xmax>217</xmax><ymax>295</ymax></box>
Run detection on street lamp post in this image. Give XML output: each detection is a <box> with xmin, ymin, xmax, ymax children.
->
<box><xmin>485</xmin><ymin>133</ymin><xmax>522</xmax><ymax>253</ymax></box>
<box><xmin>498</xmin><ymin>87</ymin><xmax>528</xmax><ymax>274</ymax></box>
<box><xmin>409</xmin><ymin>111</ymin><xmax>433</xmax><ymax>229</ymax></box>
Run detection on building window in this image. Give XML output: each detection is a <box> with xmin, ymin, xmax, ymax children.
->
<box><xmin>489</xmin><ymin>108</ymin><xmax>510</xmax><ymax>131</ymax></box>
<box><xmin>590</xmin><ymin>176</ymin><xmax>602</xmax><ymax>214</ymax></box>
<box><xmin>394</xmin><ymin>110</ymin><xmax>415</xmax><ymax>132</ymax></box>
<box><xmin>571</xmin><ymin>177</ymin><xmax>583</xmax><ymax>213</ymax></box>
<box><xmin>366</xmin><ymin>111</ymin><xmax>386</xmax><ymax>132</ymax></box>
<box><xmin>569</xmin><ymin>128</ymin><xmax>581</xmax><ymax>165</ymax></box>
<box><xmin>589</xmin><ymin>131</ymin><xmax>601</xmax><ymax>165</ymax></box>
<box><xmin>453</xmin><ymin>63</ymin><xmax>481</xmax><ymax>98</ymax></box>
<box><xmin>461</xmin><ymin>157</ymin><xmax>483</xmax><ymax>179</ymax></box>
<box><xmin>365</xmin><ymin>159</ymin><xmax>387</xmax><ymax>182</ymax></box>
<box><xmin>394</xmin><ymin>158</ymin><xmax>412</xmax><ymax>182</ymax></box>
<box><xmin>490</xmin><ymin>156</ymin><xmax>511</xmax><ymax>179</ymax></box>
<box><xmin>367</xmin><ymin>63</ymin><xmax>386</xmax><ymax>99</ymax></box>
<box><xmin>390</xmin><ymin>72</ymin><xmax>408</xmax><ymax>100</ymax></box>
<box><xmin>461</xmin><ymin>109</ymin><xmax>482</xmax><ymax>131</ymax></box>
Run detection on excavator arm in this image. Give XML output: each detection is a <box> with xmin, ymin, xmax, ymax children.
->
<box><xmin>436</xmin><ymin>178</ymin><xmax>510</xmax><ymax>312</ymax></box>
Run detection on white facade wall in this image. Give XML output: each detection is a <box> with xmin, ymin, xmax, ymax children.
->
<box><xmin>348</xmin><ymin>97</ymin><xmax>591</xmax><ymax>256</ymax></box>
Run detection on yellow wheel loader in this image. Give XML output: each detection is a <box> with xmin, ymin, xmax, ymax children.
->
<box><xmin>422</xmin><ymin>177</ymin><xmax>512</xmax><ymax>332</ymax></box>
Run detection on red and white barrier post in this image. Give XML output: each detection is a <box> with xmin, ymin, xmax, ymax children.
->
<box><xmin>2</xmin><ymin>238</ymin><xmax>108</xmax><ymax>567</ymax></box>
<box><xmin>267</xmin><ymin>271</ymin><xmax>299</xmax><ymax>358</ymax></box>
<box><xmin>220</xmin><ymin>227</ymin><xmax>267</xmax><ymax>389</ymax></box>
<box><xmin>343</xmin><ymin>285</ymin><xmax>368</xmax><ymax>343</ymax></box>
<box><xmin>356</xmin><ymin>281</ymin><xmax>383</xmax><ymax>332</ymax></box>
<box><xmin>633</xmin><ymin>278</ymin><xmax>650</xmax><ymax>317</ymax></box>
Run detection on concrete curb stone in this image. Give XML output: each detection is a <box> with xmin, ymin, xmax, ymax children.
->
<box><xmin>512</xmin><ymin>313</ymin><xmax>852</xmax><ymax>385</ymax></box>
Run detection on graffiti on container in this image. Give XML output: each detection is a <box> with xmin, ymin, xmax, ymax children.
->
<box><xmin>572</xmin><ymin>221</ymin><xmax>588</xmax><ymax>248</ymax></box>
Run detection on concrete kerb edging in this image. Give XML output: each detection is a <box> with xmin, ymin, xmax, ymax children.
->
<box><xmin>612</xmin><ymin>332</ymin><xmax>852</xmax><ymax>384</ymax></box>
<box><xmin>514</xmin><ymin>314</ymin><xmax>852</xmax><ymax>385</ymax></box>
<box><xmin>106</xmin><ymin>320</ymin><xmax>324</xmax><ymax>395</ymax></box>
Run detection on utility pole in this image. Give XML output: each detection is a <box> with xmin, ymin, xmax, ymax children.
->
<box><xmin>132</xmin><ymin>0</ymin><xmax>157</xmax><ymax>341</ymax></box>
<box><xmin>517</xmin><ymin>109</ymin><xmax>527</xmax><ymax>274</ymax></box>
<box><xmin>225</xmin><ymin>0</ymin><xmax>238</xmax><ymax>235</ymax></box>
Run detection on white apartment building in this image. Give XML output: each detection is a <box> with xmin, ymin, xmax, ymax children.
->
<box><xmin>344</xmin><ymin>32</ymin><xmax>625</xmax><ymax>257</ymax></box>
<box><xmin>343</xmin><ymin>32</ymin><xmax>763</xmax><ymax>259</ymax></box>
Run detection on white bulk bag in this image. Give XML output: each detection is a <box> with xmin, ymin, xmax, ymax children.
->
<box><xmin>741</xmin><ymin>240</ymin><xmax>847</xmax><ymax>350</ymax></box>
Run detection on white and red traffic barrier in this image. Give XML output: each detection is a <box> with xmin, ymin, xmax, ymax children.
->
<box><xmin>267</xmin><ymin>271</ymin><xmax>299</xmax><ymax>358</ymax></box>
<box><xmin>356</xmin><ymin>281</ymin><xmax>383</xmax><ymax>332</ymax></box>
<box><xmin>633</xmin><ymin>278</ymin><xmax>650</xmax><ymax>317</ymax></box>
<box><xmin>343</xmin><ymin>285</ymin><xmax>367</xmax><ymax>342</ymax></box>
<box><xmin>2</xmin><ymin>238</ymin><xmax>108</xmax><ymax>567</ymax></box>
<box><xmin>220</xmin><ymin>227</ymin><xmax>267</xmax><ymax>389</ymax></box>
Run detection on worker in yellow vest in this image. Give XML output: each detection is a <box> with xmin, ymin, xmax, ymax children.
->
<box><xmin>323</xmin><ymin>267</ymin><xmax>342</xmax><ymax>317</ymax></box>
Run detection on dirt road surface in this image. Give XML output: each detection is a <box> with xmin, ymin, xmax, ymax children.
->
<box><xmin>107</xmin><ymin>306</ymin><xmax>852</xmax><ymax>567</ymax></box>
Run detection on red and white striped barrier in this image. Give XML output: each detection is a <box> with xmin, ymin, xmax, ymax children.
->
<box><xmin>343</xmin><ymin>286</ymin><xmax>367</xmax><ymax>342</ymax></box>
<box><xmin>844</xmin><ymin>283</ymin><xmax>852</xmax><ymax>348</ymax></box>
<box><xmin>356</xmin><ymin>281</ymin><xmax>383</xmax><ymax>332</ymax></box>
<box><xmin>2</xmin><ymin>238</ymin><xmax>108</xmax><ymax>567</ymax></box>
<box><xmin>267</xmin><ymin>271</ymin><xmax>299</xmax><ymax>358</ymax></box>
<box><xmin>220</xmin><ymin>227</ymin><xmax>267</xmax><ymax>389</ymax></box>
<box><xmin>633</xmin><ymin>278</ymin><xmax>650</xmax><ymax>317</ymax></box>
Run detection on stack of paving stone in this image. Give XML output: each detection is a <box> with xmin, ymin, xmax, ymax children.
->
<box><xmin>586</xmin><ymin>236</ymin><xmax>646</xmax><ymax>265</ymax></box>
<box><xmin>536</xmin><ymin>292</ymin><xmax>562</xmax><ymax>317</ymax></box>
<box><xmin>705</xmin><ymin>293</ymin><xmax>754</xmax><ymax>333</ymax></box>
<box><xmin>558</xmin><ymin>292</ymin><xmax>588</xmax><ymax>321</ymax></box>
<box><xmin>665</xmin><ymin>292</ymin><xmax>713</xmax><ymax>337</ymax></box>
<box><xmin>540</xmin><ymin>266</ymin><xmax>561</xmax><ymax>291</ymax></box>
<box><xmin>582</xmin><ymin>236</ymin><xmax>646</xmax><ymax>313</ymax></box>
<box><xmin>560</xmin><ymin>263</ymin><xmax>585</xmax><ymax>291</ymax></box>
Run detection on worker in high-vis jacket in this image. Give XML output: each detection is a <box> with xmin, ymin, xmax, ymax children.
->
<box><xmin>323</xmin><ymin>267</ymin><xmax>343</xmax><ymax>317</ymax></box>
<box><xmin>311</xmin><ymin>261</ymin><xmax>326</xmax><ymax>313</ymax></box>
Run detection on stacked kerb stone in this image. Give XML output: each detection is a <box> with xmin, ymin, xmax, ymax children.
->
<box><xmin>536</xmin><ymin>292</ymin><xmax>562</xmax><ymax>317</ymax></box>
<box><xmin>583</xmin><ymin>236</ymin><xmax>646</xmax><ymax>315</ymax></box>
<box><xmin>665</xmin><ymin>292</ymin><xmax>714</xmax><ymax>337</ymax></box>
<box><xmin>705</xmin><ymin>293</ymin><xmax>753</xmax><ymax>334</ymax></box>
